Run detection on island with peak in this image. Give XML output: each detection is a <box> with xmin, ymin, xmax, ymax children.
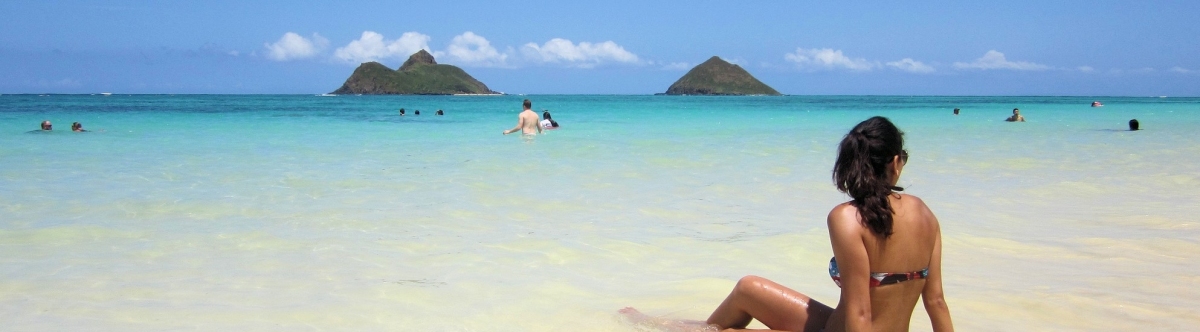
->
<box><xmin>331</xmin><ymin>50</ymin><xmax>498</xmax><ymax>95</ymax></box>
<box><xmin>662</xmin><ymin>56</ymin><xmax>781</xmax><ymax>96</ymax></box>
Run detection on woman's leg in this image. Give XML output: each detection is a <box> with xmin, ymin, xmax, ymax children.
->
<box><xmin>706</xmin><ymin>275</ymin><xmax>834</xmax><ymax>332</ymax></box>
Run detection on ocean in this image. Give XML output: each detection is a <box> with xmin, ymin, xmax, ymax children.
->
<box><xmin>1</xmin><ymin>94</ymin><xmax>1198</xmax><ymax>331</ymax></box>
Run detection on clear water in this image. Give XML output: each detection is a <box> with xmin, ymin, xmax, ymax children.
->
<box><xmin>2</xmin><ymin>94</ymin><xmax>1198</xmax><ymax>331</ymax></box>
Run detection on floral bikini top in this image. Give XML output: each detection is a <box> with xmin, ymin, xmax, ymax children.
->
<box><xmin>829</xmin><ymin>257</ymin><xmax>928</xmax><ymax>288</ymax></box>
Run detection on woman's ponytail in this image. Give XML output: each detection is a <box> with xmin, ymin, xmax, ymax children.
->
<box><xmin>832</xmin><ymin>116</ymin><xmax>905</xmax><ymax>237</ymax></box>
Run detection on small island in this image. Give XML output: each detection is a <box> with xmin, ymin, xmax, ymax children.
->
<box><xmin>331</xmin><ymin>50</ymin><xmax>497</xmax><ymax>95</ymax></box>
<box><xmin>663</xmin><ymin>56</ymin><xmax>781</xmax><ymax>96</ymax></box>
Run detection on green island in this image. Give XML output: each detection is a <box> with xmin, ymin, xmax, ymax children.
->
<box><xmin>331</xmin><ymin>50</ymin><xmax>497</xmax><ymax>95</ymax></box>
<box><xmin>663</xmin><ymin>56</ymin><xmax>781</xmax><ymax>96</ymax></box>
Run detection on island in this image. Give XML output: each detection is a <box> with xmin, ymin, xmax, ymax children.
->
<box><xmin>662</xmin><ymin>56</ymin><xmax>781</xmax><ymax>96</ymax></box>
<box><xmin>331</xmin><ymin>50</ymin><xmax>498</xmax><ymax>95</ymax></box>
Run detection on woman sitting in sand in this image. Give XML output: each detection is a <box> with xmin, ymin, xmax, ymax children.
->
<box><xmin>623</xmin><ymin>116</ymin><xmax>952</xmax><ymax>332</ymax></box>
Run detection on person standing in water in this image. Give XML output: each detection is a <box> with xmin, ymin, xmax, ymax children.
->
<box><xmin>540</xmin><ymin>110</ymin><xmax>559</xmax><ymax>129</ymax></box>
<box><xmin>1005</xmin><ymin>108</ymin><xmax>1026</xmax><ymax>122</ymax></box>
<box><xmin>502</xmin><ymin>99</ymin><xmax>543</xmax><ymax>135</ymax></box>
<box><xmin>40</xmin><ymin>120</ymin><xmax>52</xmax><ymax>131</ymax></box>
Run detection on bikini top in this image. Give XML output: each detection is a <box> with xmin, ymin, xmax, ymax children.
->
<box><xmin>829</xmin><ymin>257</ymin><xmax>928</xmax><ymax>288</ymax></box>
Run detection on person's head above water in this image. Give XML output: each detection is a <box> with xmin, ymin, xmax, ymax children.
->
<box><xmin>523</xmin><ymin>99</ymin><xmax>532</xmax><ymax>110</ymax></box>
<box><xmin>1012</xmin><ymin>108</ymin><xmax>1020</xmax><ymax>115</ymax></box>
<box><xmin>542</xmin><ymin>110</ymin><xmax>552</xmax><ymax>120</ymax></box>
<box><xmin>399</xmin><ymin>108</ymin><xmax>405</xmax><ymax>115</ymax></box>
<box><xmin>953</xmin><ymin>108</ymin><xmax>960</xmax><ymax>115</ymax></box>
<box><xmin>436</xmin><ymin>109</ymin><xmax>443</xmax><ymax>115</ymax></box>
<box><xmin>415</xmin><ymin>110</ymin><xmax>420</xmax><ymax>115</ymax></box>
<box><xmin>40</xmin><ymin>120</ymin><xmax>52</xmax><ymax>130</ymax></box>
<box><xmin>833</xmin><ymin>116</ymin><xmax>907</xmax><ymax>238</ymax></box>
<box><xmin>71</xmin><ymin>122</ymin><xmax>83</xmax><ymax>131</ymax></box>
<box><xmin>1129</xmin><ymin>119</ymin><xmax>1140</xmax><ymax>131</ymax></box>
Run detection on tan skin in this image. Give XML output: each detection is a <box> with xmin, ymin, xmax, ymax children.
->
<box><xmin>502</xmin><ymin>106</ymin><xmax>543</xmax><ymax>135</ymax></box>
<box><xmin>1005</xmin><ymin>109</ymin><xmax>1025</xmax><ymax>122</ymax></box>
<box><xmin>702</xmin><ymin>154</ymin><xmax>953</xmax><ymax>332</ymax></box>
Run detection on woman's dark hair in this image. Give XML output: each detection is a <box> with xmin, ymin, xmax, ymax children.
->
<box><xmin>833</xmin><ymin>116</ymin><xmax>905</xmax><ymax>237</ymax></box>
<box><xmin>1129</xmin><ymin>119</ymin><xmax>1139</xmax><ymax>131</ymax></box>
<box><xmin>542</xmin><ymin>111</ymin><xmax>552</xmax><ymax>120</ymax></box>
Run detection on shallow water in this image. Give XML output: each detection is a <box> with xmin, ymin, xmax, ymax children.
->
<box><xmin>1</xmin><ymin>94</ymin><xmax>1198</xmax><ymax>330</ymax></box>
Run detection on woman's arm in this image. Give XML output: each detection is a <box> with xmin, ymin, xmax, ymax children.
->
<box><xmin>828</xmin><ymin>204</ymin><xmax>873</xmax><ymax>332</ymax></box>
<box><xmin>922</xmin><ymin>212</ymin><xmax>954</xmax><ymax>331</ymax></box>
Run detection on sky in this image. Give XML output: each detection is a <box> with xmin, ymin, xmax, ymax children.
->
<box><xmin>1</xmin><ymin>0</ymin><xmax>1198</xmax><ymax>95</ymax></box>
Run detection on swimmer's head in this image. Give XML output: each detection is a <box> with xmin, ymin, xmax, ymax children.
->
<box><xmin>523</xmin><ymin>99</ymin><xmax>532</xmax><ymax>109</ymax></box>
<box><xmin>41</xmin><ymin>120</ymin><xmax>51</xmax><ymax>130</ymax></box>
<box><xmin>1129</xmin><ymin>119</ymin><xmax>1140</xmax><ymax>131</ymax></box>
<box><xmin>542</xmin><ymin>110</ymin><xmax>552</xmax><ymax>120</ymax></box>
<box><xmin>415</xmin><ymin>110</ymin><xmax>420</xmax><ymax>115</ymax></box>
<box><xmin>953</xmin><ymin>108</ymin><xmax>960</xmax><ymax>115</ymax></box>
<box><xmin>1012</xmin><ymin>108</ymin><xmax>1020</xmax><ymax>114</ymax></box>
<box><xmin>71</xmin><ymin>122</ymin><xmax>82</xmax><ymax>131</ymax></box>
<box><xmin>399</xmin><ymin>109</ymin><xmax>405</xmax><ymax>115</ymax></box>
<box><xmin>437</xmin><ymin>109</ymin><xmax>443</xmax><ymax>115</ymax></box>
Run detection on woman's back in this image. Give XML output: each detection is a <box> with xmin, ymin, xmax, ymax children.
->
<box><xmin>825</xmin><ymin>194</ymin><xmax>941</xmax><ymax>331</ymax></box>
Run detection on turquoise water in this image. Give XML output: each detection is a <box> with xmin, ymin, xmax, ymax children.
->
<box><xmin>2</xmin><ymin>95</ymin><xmax>1199</xmax><ymax>330</ymax></box>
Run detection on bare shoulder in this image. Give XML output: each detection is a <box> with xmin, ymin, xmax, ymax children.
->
<box><xmin>897</xmin><ymin>194</ymin><xmax>940</xmax><ymax>228</ymax></box>
<box><xmin>826</xmin><ymin>202</ymin><xmax>860</xmax><ymax>230</ymax></box>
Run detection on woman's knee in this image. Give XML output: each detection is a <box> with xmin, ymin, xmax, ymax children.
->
<box><xmin>734</xmin><ymin>275</ymin><xmax>769</xmax><ymax>294</ymax></box>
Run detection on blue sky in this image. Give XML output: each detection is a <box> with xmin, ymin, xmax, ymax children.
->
<box><xmin>1</xmin><ymin>0</ymin><xmax>1197</xmax><ymax>95</ymax></box>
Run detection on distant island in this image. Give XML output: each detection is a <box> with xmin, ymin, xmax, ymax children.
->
<box><xmin>663</xmin><ymin>56</ymin><xmax>781</xmax><ymax>96</ymax></box>
<box><xmin>331</xmin><ymin>50</ymin><xmax>498</xmax><ymax>95</ymax></box>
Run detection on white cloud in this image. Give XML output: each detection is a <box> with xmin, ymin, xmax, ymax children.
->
<box><xmin>520</xmin><ymin>38</ymin><xmax>639</xmax><ymax>68</ymax></box>
<box><xmin>227</xmin><ymin>50</ymin><xmax>240</xmax><ymax>57</ymax></box>
<box><xmin>264</xmin><ymin>32</ymin><xmax>328</xmax><ymax>61</ymax></box>
<box><xmin>438</xmin><ymin>32</ymin><xmax>509</xmax><ymax>67</ymax></box>
<box><xmin>1170</xmin><ymin>67</ymin><xmax>1194</xmax><ymax>74</ymax></box>
<box><xmin>784</xmin><ymin>48</ymin><xmax>877</xmax><ymax>71</ymax></box>
<box><xmin>886</xmin><ymin>58</ymin><xmax>935</xmax><ymax>73</ymax></box>
<box><xmin>953</xmin><ymin>50</ymin><xmax>1049</xmax><ymax>71</ymax></box>
<box><xmin>660</xmin><ymin>62</ymin><xmax>690</xmax><ymax>70</ymax></box>
<box><xmin>333</xmin><ymin>31</ymin><xmax>431</xmax><ymax>64</ymax></box>
<box><xmin>1078</xmin><ymin>66</ymin><xmax>1094</xmax><ymax>72</ymax></box>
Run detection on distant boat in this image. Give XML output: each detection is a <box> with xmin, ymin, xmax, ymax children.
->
<box><xmin>316</xmin><ymin>94</ymin><xmax>336</xmax><ymax>97</ymax></box>
<box><xmin>100</xmin><ymin>92</ymin><xmax>113</xmax><ymax>96</ymax></box>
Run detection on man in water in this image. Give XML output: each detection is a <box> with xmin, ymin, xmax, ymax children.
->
<box><xmin>502</xmin><ymin>99</ymin><xmax>543</xmax><ymax>135</ymax></box>
<box><xmin>40</xmin><ymin>120</ymin><xmax>52</xmax><ymax>131</ymax></box>
<box><xmin>1005</xmin><ymin>108</ymin><xmax>1026</xmax><ymax>122</ymax></box>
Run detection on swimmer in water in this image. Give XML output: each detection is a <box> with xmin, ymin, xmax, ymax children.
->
<box><xmin>71</xmin><ymin>122</ymin><xmax>87</xmax><ymax>132</ymax></box>
<box><xmin>40</xmin><ymin>120</ymin><xmax>52</xmax><ymax>131</ymax></box>
<box><xmin>503</xmin><ymin>99</ymin><xmax>543</xmax><ymax>135</ymax></box>
<box><xmin>415</xmin><ymin>110</ymin><xmax>420</xmax><ymax>115</ymax></box>
<box><xmin>1005</xmin><ymin>108</ymin><xmax>1026</xmax><ymax>122</ymax></box>
<box><xmin>399</xmin><ymin>108</ymin><xmax>406</xmax><ymax>116</ymax></box>
<box><xmin>1129</xmin><ymin>119</ymin><xmax>1140</xmax><ymax>131</ymax></box>
<box><xmin>436</xmin><ymin>109</ymin><xmax>444</xmax><ymax>116</ymax></box>
<box><xmin>540</xmin><ymin>110</ymin><xmax>559</xmax><ymax>129</ymax></box>
<box><xmin>953</xmin><ymin>108</ymin><xmax>960</xmax><ymax>115</ymax></box>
